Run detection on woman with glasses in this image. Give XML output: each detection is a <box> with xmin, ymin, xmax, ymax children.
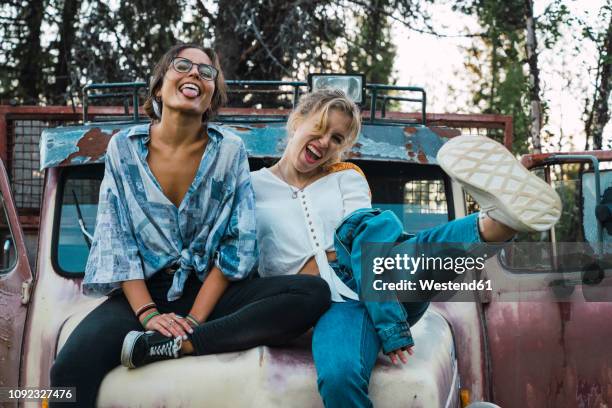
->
<box><xmin>49</xmin><ymin>43</ymin><xmax>331</xmax><ymax>407</ymax></box>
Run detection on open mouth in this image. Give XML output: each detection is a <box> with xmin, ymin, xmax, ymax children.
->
<box><xmin>179</xmin><ymin>83</ymin><xmax>201</xmax><ymax>98</ymax></box>
<box><xmin>304</xmin><ymin>144</ymin><xmax>323</xmax><ymax>164</ymax></box>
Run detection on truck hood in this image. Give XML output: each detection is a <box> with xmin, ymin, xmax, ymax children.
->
<box><xmin>57</xmin><ymin>307</ymin><xmax>458</xmax><ymax>407</ymax></box>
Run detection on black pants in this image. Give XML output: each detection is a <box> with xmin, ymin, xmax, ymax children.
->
<box><xmin>50</xmin><ymin>272</ymin><xmax>331</xmax><ymax>407</ymax></box>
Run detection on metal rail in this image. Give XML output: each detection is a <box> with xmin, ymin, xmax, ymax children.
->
<box><xmin>81</xmin><ymin>80</ymin><xmax>428</xmax><ymax>125</ymax></box>
<box><xmin>83</xmin><ymin>82</ymin><xmax>147</xmax><ymax>122</ymax></box>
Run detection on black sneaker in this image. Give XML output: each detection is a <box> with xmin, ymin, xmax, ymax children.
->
<box><xmin>121</xmin><ymin>330</ymin><xmax>182</xmax><ymax>369</ymax></box>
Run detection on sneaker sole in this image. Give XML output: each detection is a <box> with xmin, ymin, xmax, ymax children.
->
<box><xmin>121</xmin><ymin>331</ymin><xmax>143</xmax><ymax>369</ymax></box>
<box><xmin>437</xmin><ymin>135</ymin><xmax>561</xmax><ymax>232</ymax></box>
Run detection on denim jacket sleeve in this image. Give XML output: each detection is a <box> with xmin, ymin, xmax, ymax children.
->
<box><xmin>214</xmin><ymin>142</ymin><xmax>258</xmax><ymax>280</ymax></box>
<box><xmin>336</xmin><ymin>209</ymin><xmax>415</xmax><ymax>353</ymax></box>
<box><xmin>83</xmin><ymin>137</ymin><xmax>144</xmax><ymax>297</ymax></box>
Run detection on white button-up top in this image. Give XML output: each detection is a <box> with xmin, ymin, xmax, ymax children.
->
<box><xmin>251</xmin><ymin>166</ymin><xmax>371</xmax><ymax>301</ymax></box>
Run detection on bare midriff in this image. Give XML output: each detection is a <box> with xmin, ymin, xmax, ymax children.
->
<box><xmin>298</xmin><ymin>251</ymin><xmax>337</xmax><ymax>276</ymax></box>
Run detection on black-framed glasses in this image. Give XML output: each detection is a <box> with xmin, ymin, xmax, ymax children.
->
<box><xmin>171</xmin><ymin>57</ymin><xmax>218</xmax><ymax>81</ymax></box>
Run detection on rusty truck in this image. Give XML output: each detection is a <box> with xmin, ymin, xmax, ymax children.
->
<box><xmin>0</xmin><ymin>79</ymin><xmax>611</xmax><ymax>407</ymax></box>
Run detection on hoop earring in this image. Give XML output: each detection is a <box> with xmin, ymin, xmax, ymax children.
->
<box><xmin>152</xmin><ymin>98</ymin><xmax>162</xmax><ymax>118</ymax></box>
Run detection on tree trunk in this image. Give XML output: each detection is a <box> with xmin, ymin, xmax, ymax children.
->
<box><xmin>16</xmin><ymin>0</ymin><xmax>45</xmax><ymax>104</ymax></box>
<box><xmin>215</xmin><ymin>0</ymin><xmax>244</xmax><ymax>81</ymax></box>
<box><xmin>589</xmin><ymin>12</ymin><xmax>612</xmax><ymax>150</ymax></box>
<box><xmin>51</xmin><ymin>0</ymin><xmax>81</xmax><ymax>104</ymax></box>
<box><xmin>524</xmin><ymin>0</ymin><xmax>542</xmax><ymax>153</ymax></box>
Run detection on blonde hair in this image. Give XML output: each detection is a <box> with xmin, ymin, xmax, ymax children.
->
<box><xmin>287</xmin><ymin>89</ymin><xmax>362</xmax><ymax>165</ymax></box>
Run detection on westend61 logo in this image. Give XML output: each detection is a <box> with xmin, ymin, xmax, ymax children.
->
<box><xmin>360</xmin><ymin>242</ymin><xmax>612</xmax><ymax>303</ymax></box>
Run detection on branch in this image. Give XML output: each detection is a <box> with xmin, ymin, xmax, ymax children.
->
<box><xmin>196</xmin><ymin>0</ymin><xmax>216</xmax><ymax>23</ymax></box>
<box><xmin>343</xmin><ymin>0</ymin><xmax>486</xmax><ymax>38</ymax></box>
<box><xmin>244</xmin><ymin>8</ymin><xmax>292</xmax><ymax>76</ymax></box>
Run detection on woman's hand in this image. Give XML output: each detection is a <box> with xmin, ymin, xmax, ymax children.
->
<box><xmin>143</xmin><ymin>312</ymin><xmax>193</xmax><ymax>339</ymax></box>
<box><xmin>386</xmin><ymin>346</ymin><xmax>414</xmax><ymax>365</ymax></box>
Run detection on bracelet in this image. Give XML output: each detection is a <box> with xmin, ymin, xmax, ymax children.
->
<box><xmin>141</xmin><ymin>310</ymin><xmax>160</xmax><ymax>327</ymax></box>
<box><xmin>186</xmin><ymin>314</ymin><xmax>200</xmax><ymax>327</ymax></box>
<box><xmin>135</xmin><ymin>303</ymin><xmax>156</xmax><ymax>318</ymax></box>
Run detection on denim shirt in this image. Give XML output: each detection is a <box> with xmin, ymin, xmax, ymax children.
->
<box><xmin>334</xmin><ymin>208</ymin><xmax>414</xmax><ymax>353</ymax></box>
<box><xmin>83</xmin><ymin>123</ymin><xmax>258</xmax><ymax>301</ymax></box>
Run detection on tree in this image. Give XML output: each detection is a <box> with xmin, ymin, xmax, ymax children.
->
<box><xmin>1</xmin><ymin>0</ymin><xmax>430</xmax><ymax>106</ymax></box>
<box><xmin>455</xmin><ymin>0</ymin><xmax>531</xmax><ymax>153</ymax></box>
<box><xmin>0</xmin><ymin>0</ymin><xmax>49</xmax><ymax>104</ymax></box>
<box><xmin>50</xmin><ymin>0</ymin><xmax>82</xmax><ymax>104</ymax></box>
<box><xmin>584</xmin><ymin>3</ymin><xmax>612</xmax><ymax>151</ymax></box>
<box><xmin>344</xmin><ymin>0</ymin><xmax>397</xmax><ymax>85</ymax></box>
<box><xmin>524</xmin><ymin>0</ymin><xmax>542</xmax><ymax>153</ymax></box>
<box><xmin>455</xmin><ymin>0</ymin><xmax>569</xmax><ymax>154</ymax></box>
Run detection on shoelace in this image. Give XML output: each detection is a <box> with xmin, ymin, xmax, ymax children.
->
<box><xmin>149</xmin><ymin>337</ymin><xmax>182</xmax><ymax>358</ymax></box>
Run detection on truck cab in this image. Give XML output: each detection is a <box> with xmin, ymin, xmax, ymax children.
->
<box><xmin>0</xmin><ymin>80</ymin><xmax>610</xmax><ymax>407</ymax></box>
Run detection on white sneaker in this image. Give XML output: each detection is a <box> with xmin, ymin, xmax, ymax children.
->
<box><xmin>436</xmin><ymin>135</ymin><xmax>562</xmax><ymax>232</ymax></box>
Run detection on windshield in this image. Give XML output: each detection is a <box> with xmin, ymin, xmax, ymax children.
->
<box><xmin>361</xmin><ymin>161</ymin><xmax>452</xmax><ymax>234</ymax></box>
<box><xmin>54</xmin><ymin>161</ymin><xmax>452</xmax><ymax>275</ymax></box>
<box><xmin>55</xmin><ymin>165</ymin><xmax>103</xmax><ymax>275</ymax></box>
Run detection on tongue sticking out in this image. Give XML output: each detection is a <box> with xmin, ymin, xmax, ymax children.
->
<box><xmin>181</xmin><ymin>88</ymin><xmax>199</xmax><ymax>98</ymax></box>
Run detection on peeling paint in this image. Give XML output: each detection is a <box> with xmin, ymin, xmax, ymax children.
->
<box><xmin>61</xmin><ymin>127</ymin><xmax>117</xmax><ymax>166</ymax></box>
<box><xmin>40</xmin><ymin>125</ymin><xmax>123</xmax><ymax>170</ymax></box>
<box><xmin>429</xmin><ymin>126</ymin><xmax>462</xmax><ymax>138</ymax></box>
<box><xmin>40</xmin><ymin>121</ymin><xmax>451</xmax><ymax>169</ymax></box>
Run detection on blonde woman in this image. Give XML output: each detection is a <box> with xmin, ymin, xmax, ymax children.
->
<box><xmin>250</xmin><ymin>89</ymin><xmax>561</xmax><ymax>407</ymax></box>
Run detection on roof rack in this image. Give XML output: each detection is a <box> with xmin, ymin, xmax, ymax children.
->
<box><xmin>83</xmin><ymin>82</ymin><xmax>147</xmax><ymax>122</ymax></box>
<box><xmin>81</xmin><ymin>80</ymin><xmax>427</xmax><ymax>125</ymax></box>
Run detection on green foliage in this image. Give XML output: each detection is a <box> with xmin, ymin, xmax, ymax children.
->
<box><xmin>457</xmin><ymin>0</ymin><xmax>531</xmax><ymax>153</ymax></box>
<box><xmin>0</xmin><ymin>0</ymin><xmax>52</xmax><ymax>104</ymax></box>
<box><xmin>344</xmin><ymin>1</ymin><xmax>397</xmax><ymax>85</ymax></box>
<box><xmin>455</xmin><ymin>0</ymin><xmax>573</xmax><ymax>154</ymax></box>
<box><xmin>2</xmin><ymin>0</ymin><xmax>429</xmax><ymax>106</ymax></box>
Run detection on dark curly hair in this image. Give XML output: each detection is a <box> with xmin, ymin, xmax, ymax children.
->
<box><xmin>143</xmin><ymin>43</ymin><xmax>228</xmax><ymax>123</ymax></box>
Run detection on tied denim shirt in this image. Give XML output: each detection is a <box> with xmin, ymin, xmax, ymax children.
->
<box><xmin>83</xmin><ymin>123</ymin><xmax>258</xmax><ymax>301</ymax></box>
<box><xmin>334</xmin><ymin>208</ymin><xmax>414</xmax><ymax>353</ymax></box>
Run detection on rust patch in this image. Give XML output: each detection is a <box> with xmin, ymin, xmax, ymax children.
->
<box><xmin>408</xmin><ymin>152</ymin><xmax>415</xmax><ymax>158</ymax></box>
<box><xmin>430</xmin><ymin>126</ymin><xmax>461</xmax><ymax>138</ymax></box>
<box><xmin>404</xmin><ymin>127</ymin><xmax>417</xmax><ymax>134</ymax></box>
<box><xmin>345</xmin><ymin>151</ymin><xmax>362</xmax><ymax>159</ymax></box>
<box><xmin>229</xmin><ymin>124</ymin><xmax>267</xmax><ymax>132</ymax></box>
<box><xmin>353</xmin><ymin>142</ymin><xmax>363</xmax><ymax>149</ymax></box>
<box><xmin>417</xmin><ymin>150</ymin><xmax>428</xmax><ymax>163</ymax></box>
<box><xmin>229</xmin><ymin>126</ymin><xmax>251</xmax><ymax>132</ymax></box>
<box><xmin>61</xmin><ymin>128</ymin><xmax>119</xmax><ymax>165</ymax></box>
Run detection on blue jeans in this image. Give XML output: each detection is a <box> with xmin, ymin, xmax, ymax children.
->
<box><xmin>313</xmin><ymin>213</ymin><xmax>482</xmax><ymax>408</ymax></box>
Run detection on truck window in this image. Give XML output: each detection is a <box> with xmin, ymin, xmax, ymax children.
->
<box><xmin>54</xmin><ymin>165</ymin><xmax>103</xmax><ymax>276</ymax></box>
<box><xmin>500</xmin><ymin>164</ymin><xmax>604</xmax><ymax>273</ymax></box>
<box><xmin>0</xmin><ymin>195</ymin><xmax>17</xmax><ymax>274</ymax></box>
<box><xmin>359</xmin><ymin>161</ymin><xmax>453</xmax><ymax>234</ymax></box>
<box><xmin>54</xmin><ymin>161</ymin><xmax>454</xmax><ymax>275</ymax></box>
